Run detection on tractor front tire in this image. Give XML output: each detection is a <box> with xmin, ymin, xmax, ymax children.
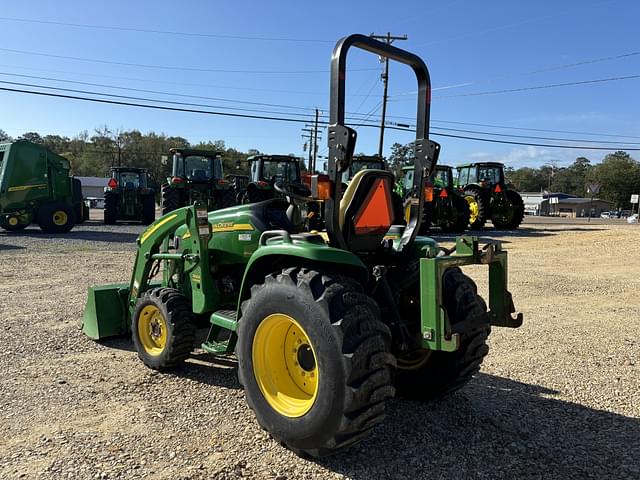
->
<box><xmin>132</xmin><ymin>288</ymin><xmax>196</xmax><ymax>371</ymax></box>
<box><xmin>141</xmin><ymin>194</ymin><xmax>156</xmax><ymax>225</ymax></box>
<box><xmin>37</xmin><ymin>202</ymin><xmax>76</xmax><ymax>233</ymax></box>
<box><xmin>464</xmin><ymin>187</ymin><xmax>487</xmax><ymax>229</ymax></box>
<box><xmin>161</xmin><ymin>184</ymin><xmax>181</xmax><ymax>215</ymax></box>
<box><xmin>103</xmin><ymin>192</ymin><xmax>118</xmax><ymax>225</ymax></box>
<box><xmin>237</xmin><ymin>268</ymin><xmax>395</xmax><ymax>457</ymax></box>
<box><xmin>394</xmin><ymin>268</ymin><xmax>491</xmax><ymax>401</ymax></box>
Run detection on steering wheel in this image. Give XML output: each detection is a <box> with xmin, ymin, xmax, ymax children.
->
<box><xmin>274</xmin><ymin>181</ymin><xmax>312</xmax><ymax>203</ymax></box>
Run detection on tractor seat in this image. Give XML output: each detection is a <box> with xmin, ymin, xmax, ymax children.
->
<box><xmin>339</xmin><ymin>169</ymin><xmax>395</xmax><ymax>252</ymax></box>
<box><xmin>124</xmin><ymin>182</ymin><xmax>135</xmax><ymax>190</ymax></box>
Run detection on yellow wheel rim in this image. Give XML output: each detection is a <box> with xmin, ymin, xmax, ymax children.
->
<box><xmin>397</xmin><ymin>349</ymin><xmax>432</xmax><ymax>371</ymax></box>
<box><xmin>52</xmin><ymin>210</ymin><xmax>68</xmax><ymax>226</ymax></box>
<box><xmin>137</xmin><ymin>305</ymin><xmax>168</xmax><ymax>355</ymax></box>
<box><xmin>252</xmin><ymin>313</ymin><xmax>319</xmax><ymax>418</ymax></box>
<box><xmin>8</xmin><ymin>216</ymin><xmax>18</xmax><ymax>226</ymax></box>
<box><xmin>465</xmin><ymin>195</ymin><xmax>479</xmax><ymax>224</ymax></box>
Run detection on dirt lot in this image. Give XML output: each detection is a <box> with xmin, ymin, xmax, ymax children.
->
<box><xmin>0</xmin><ymin>216</ymin><xmax>638</xmax><ymax>479</ymax></box>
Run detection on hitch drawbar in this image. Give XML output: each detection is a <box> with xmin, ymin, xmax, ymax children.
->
<box><xmin>420</xmin><ymin>236</ymin><xmax>523</xmax><ymax>352</ymax></box>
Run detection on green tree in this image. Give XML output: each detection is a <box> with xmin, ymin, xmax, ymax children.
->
<box><xmin>17</xmin><ymin>132</ymin><xmax>44</xmax><ymax>144</ymax></box>
<box><xmin>388</xmin><ymin>142</ymin><xmax>414</xmax><ymax>176</ymax></box>
<box><xmin>0</xmin><ymin>129</ymin><xmax>12</xmax><ymax>142</ymax></box>
<box><xmin>593</xmin><ymin>151</ymin><xmax>640</xmax><ymax>208</ymax></box>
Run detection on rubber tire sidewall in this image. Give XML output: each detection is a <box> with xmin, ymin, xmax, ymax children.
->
<box><xmin>237</xmin><ymin>279</ymin><xmax>350</xmax><ymax>451</ymax></box>
<box><xmin>37</xmin><ymin>202</ymin><xmax>76</xmax><ymax>233</ymax></box>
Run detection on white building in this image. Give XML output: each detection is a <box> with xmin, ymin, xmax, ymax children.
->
<box><xmin>76</xmin><ymin>176</ymin><xmax>108</xmax><ymax>199</ymax></box>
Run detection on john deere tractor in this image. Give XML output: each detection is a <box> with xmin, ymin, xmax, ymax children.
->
<box><xmin>456</xmin><ymin>162</ymin><xmax>525</xmax><ymax>229</ymax></box>
<box><xmin>398</xmin><ymin>164</ymin><xmax>469</xmax><ymax>233</ymax></box>
<box><xmin>103</xmin><ymin>167</ymin><xmax>155</xmax><ymax>225</ymax></box>
<box><xmin>82</xmin><ymin>35</ymin><xmax>522</xmax><ymax>457</ymax></box>
<box><xmin>241</xmin><ymin>155</ymin><xmax>306</xmax><ymax>204</ymax></box>
<box><xmin>161</xmin><ymin>148</ymin><xmax>235</xmax><ymax>215</ymax></box>
<box><xmin>0</xmin><ymin>140</ymin><xmax>87</xmax><ymax>233</ymax></box>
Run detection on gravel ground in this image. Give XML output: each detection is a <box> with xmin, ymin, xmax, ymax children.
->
<box><xmin>0</xmin><ymin>213</ymin><xmax>638</xmax><ymax>479</ymax></box>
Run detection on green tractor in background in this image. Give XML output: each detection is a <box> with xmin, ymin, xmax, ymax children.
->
<box><xmin>241</xmin><ymin>155</ymin><xmax>306</xmax><ymax>204</ymax></box>
<box><xmin>103</xmin><ymin>167</ymin><xmax>156</xmax><ymax>225</ymax></box>
<box><xmin>0</xmin><ymin>140</ymin><xmax>87</xmax><ymax>233</ymax></box>
<box><xmin>456</xmin><ymin>162</ymin><xmax>525</xmax><ymax>229</ymax></box>
<box><xmin>160</xmin><ymin>148</ymin><xmax>235</xmax><ymax>215</ymax></box>
<box><xmin>397</xmin><ymin>164</ymin><xmax>469</xmax><ymax>233</ymax></box>
<box><xmin>82</xmin><ymin>34</ymin><xmax>522</xmax><ymax>457</ymax></box>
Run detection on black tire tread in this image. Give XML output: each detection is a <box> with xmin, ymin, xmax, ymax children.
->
<box><xmin>395</xmin><ymin>267</ymin><xmax>491</xmax><ymax>400</ymax></box>
<box><xmin>238</xmin><ymin>267</ymin><xmax>395</xmax><ymax>457</ymax></box>
<box><xmin>464</xmin><ymin>186</ymin><xmax>487</xmax><ymax>230</ymax></box>
<box><xmin>161</xmin><ymin>184</ymin><xmax>181</xmax><ymax>215</ymax></box>
<box><xmin>133</xmin><ymin>288</ymin><xmax>196</xmax><ymax>370</ymax></box>
<box><xmin>103</xmin><ymin>192</ymin><xmax>118</xmax><ymax>224</ymax></box>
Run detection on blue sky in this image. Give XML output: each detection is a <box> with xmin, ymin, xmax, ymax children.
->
<box><xmin>1</xmin><ymin>0</ymin><xmax>639</xmax><ymax>168</ymax></box>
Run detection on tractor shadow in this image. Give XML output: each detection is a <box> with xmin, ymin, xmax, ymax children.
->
<box><xmin>430</xmin><ymin>226</ymin><xmax>606</xmax><ymax>242</ymax></box>
<box><xmin>319</xmin><ymin>373</ymin><xmax>640</xmax><ymax>479</ymax></box>
<box><xmin>100</xmin><ymin>336</ymin><xmax>242</xmax><ymax>390</ymax></box>
<box><xmin>0</xmin><ymin>243</ymin><xmax>26</xmax><ymax>251</ymax></box>
<box><xmin>6</xmin><ymin>228</ymin><xmax>141</xmax><ymax>244</ymax></box>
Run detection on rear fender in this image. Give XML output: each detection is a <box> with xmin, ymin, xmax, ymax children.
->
<box><xmin>237</xmin><ymin>234</ymin><xmax>368</xmax><ymax>314</ymax></box>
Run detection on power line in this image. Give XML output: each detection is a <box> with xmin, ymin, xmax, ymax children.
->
<box><xmin>0</xmin><ymin>47</ymin><xmax>377</xmax><ymax>75</ymax></box>
<box><xmin>0</xmin><ymin>16</ymin><xmax>334</xmax><ymax>43</ymax></box>
<box><xmin>2</xmin><ymin>85</ymin><xmax>640</xmax><ymax>151</ymax></box>
<box><xmin>435</xmin><ymin>74</ymin><xmax>640</xmax><ymax>99</ymax></box>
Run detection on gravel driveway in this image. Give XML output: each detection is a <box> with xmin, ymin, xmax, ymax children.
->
<box><xmin>1</xmin><ymin>216</ymin><xmax>638</xmax><ymax>479</ymax></box>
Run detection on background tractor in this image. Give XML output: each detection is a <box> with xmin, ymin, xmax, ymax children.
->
<box><xmin>0</xmin><ymin>140</ymin><xmax>87</xmax><ymax>233</ymax></box>
<box><xmin>241</xmin><ymin>155</ymin><xmax>307</xmax><ymax>204</ymax></box>
<box><xmin>103</xmin><ymin>167</ymin><xmax>156</xmax><ymax>225</ymax></box>
<box><xmin>456</xmin><ymin>162</ymin><xmax>525</xmax><ymax>229</ymax></box>
<box><xmin>82</xmin><ymin>34</ymin><xmax>522</xmax><ymax>457</ymax></box>
<box><xmin>397</xmin><ymin>164</ymin><xmax>469</xmax><ymax>233</ymax></box>
<box><xmin>161</xmin><ymin>148</ymin><xmax>235</xmax><ymax>215</ymax></box>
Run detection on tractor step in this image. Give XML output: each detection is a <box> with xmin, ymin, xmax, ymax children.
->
<box><xmin>201</xmin><ymin>339</ymin><xmax>232</xmax><ymax>355</ymax></box>
<box><xmin>210</xmin><ymin>309</ymin><xmax>238</xmax><ymax>331</ymax></box>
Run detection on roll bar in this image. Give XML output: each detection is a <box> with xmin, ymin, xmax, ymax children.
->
<box><xmin>325</xmin><ymin>34</ymin><xmax>440</xmax><ymax>251</ymax></box>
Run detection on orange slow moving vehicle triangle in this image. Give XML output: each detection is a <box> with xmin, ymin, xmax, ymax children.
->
<box><xmin>353</xmin><ymin>178</ymin><xmax>393</xmax><ymax>234</ymax></box>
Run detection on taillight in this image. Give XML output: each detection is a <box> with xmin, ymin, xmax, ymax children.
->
<box><xmin>107</xmin><ymin>178</ymin><xmax>117</xmax><ymax>188</ymax></box>
<box><xmin>424</xmin><ymin>185</ymin><xmax>434</xmax><ymax>202</ymax></box>
<box><xmin>217</xmin><ymin>179</ymin><xmax>228</xmax><ymax>185</ymax></box>
<box><xmin>311</xmin><ymin>174</ymin><xmax>331</xmax><ymax>200</ymax></box>
<box><xmin>257</xmin><ymin>180</ymin><xmax>269</xmax><ymax>188</ymax></box>
<box><xmin>172</xmin><ymin>176</ymin><xmax>184</xmax><ymax>184</ymax></box>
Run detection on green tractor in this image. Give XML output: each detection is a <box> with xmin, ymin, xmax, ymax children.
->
<box><xmin>160</xmin><ymin>148</ymin><xmax>235</xmax><ymax>215</ymax></box>
<box><xmin>456</xmin><ymin>162</ymin><xmax>525</xmax><ymax>229</ymax></box>
<box><xmin>0</xmin><ymin>140</ymin><xmax>87</xmax><ymax>233</ymax></box>
<box><xmin>103</xmin><ymin>167</ymin><xmax>156</xmax><ymax>225</ymax></box>
<box><xmin>82</xmin><ymin>35</ymin><xmax>522</xmax><ymax>457</ymax></box>
<box><xmin>397</xmin><ymin>164</ymin><xmax>469</xmax><ymax>233</ymax></box>
<box><xmin>241</xmin><ymin>155</ymin><xmax>306</xmax><ymax>204</ymax></box>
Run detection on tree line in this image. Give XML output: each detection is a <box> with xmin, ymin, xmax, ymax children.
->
<box><xmin>0</xmin><ymin>127</ymin><xmax>275</xmax><ymax>186</ymax></box>
<box><xmin>388</xmin><ymin>142</ymin><xmax>640</xmax><ymax>208</ymax></box>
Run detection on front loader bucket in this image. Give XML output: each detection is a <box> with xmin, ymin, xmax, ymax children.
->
<box><xmin>81</xmin><ymin>283</ymin><xmax>130</xmax><ymax>340</ymax></box>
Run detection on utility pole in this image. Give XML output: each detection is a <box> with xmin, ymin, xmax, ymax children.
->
<box><xmin>370</xmin><ymin>32</ymin><xmax>407</xmax><ymax>159</ymax></box>
<box><xmin>302</xmin><ymin>109</ymin><xmax>322</xmax><ymax>174</ymax></box>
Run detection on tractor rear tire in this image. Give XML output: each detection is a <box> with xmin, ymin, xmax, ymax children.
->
<box><xmin>37</xmin><ymin>202</ymin><xmax>76</xmax><ymax>233</ymax></box>
<box><xmin>441</xmin><ymin>194</ymin><xmax>471</xmax><ymax>233</ymax></box>
<box><xmin>237</xmin><ymin>268</ymin><xmax>395</xmax><ymax>457</ymax></box>
<box><xmin>132</xmin><ymin>288</ymin><xmax>196</xmax><ymax>371</ymax></box>
<box><xmin>464</xmin><ymin>187</ymin><xmax>487</xmax><ymax>229</ymax></box>
<box><xmin>394</xmin><ymin>268</ymin><xmax>491</xmax><ymax>401</ymax></box>
<box><xmin>103</xmin><ymin>192</ymin><xmax>118</xmax><ymax>225</ymax></box>
<box><xmin>505</xmin><ymin>190</ymin><xmax>525</xmax><ymax>229</ymax></box>
<box><xmin>141</xmin><ymin>194</ymin><xmax>156</xmax><ymax>225</ymax></box>
<box><xmin>161</xmin><ymin>184</ymin><xmax>181</xmax><ymax>215</ymax></box>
